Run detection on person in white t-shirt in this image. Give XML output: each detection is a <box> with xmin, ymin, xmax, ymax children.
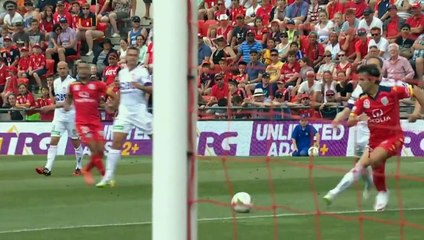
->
<box><xmin>357</xmin><ymin>8</ymin><xmax>383</xmax><ymax>36</ymax></box>
<box><xmin>97</xmin><ymin>46</ymin><xmax>153</xmax><ymax>188</ymax></box>
<box><xmin>297</xmin><ymin>70</ymin><xmax>322</xmax><ymax>105</ymax></box>
<box><xmin>2</xmin><ymin>1</ymin><xmax>23</xmax><ymax>34</ymax></box>
<box><xmin>35</xmin><ymin>61</ymin><xmax>84</xmax><ymax>176</ymax></box>
<box><xmin>367</xmin><ymin>27</ymin><xmax>390</xmax><ymax>60</ymax></box>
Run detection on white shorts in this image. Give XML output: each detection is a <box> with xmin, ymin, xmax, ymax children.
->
<box><xmin>51</xmin><ymin>121</ymin><xmax>79</xmax><ymax>139</ymax></box>
<box><xmin>112</xmin><ymin>111</ymin><xmax>153</xmax><ymax>135</ymax></box>
<box><xmin>354</xmin><ymin>126</ymin><xmax>370</xmax><ymax>157</ymax></box>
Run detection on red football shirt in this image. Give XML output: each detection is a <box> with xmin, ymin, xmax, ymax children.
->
<box><xmin>78</xmin><ymin>13</ymin><xmax>96</xmax><ymax>28</ymax></box>
<box><xmin>0</xmin><ymin>64</ymin><xmax>8</xmax><ymax>85</ymax></box>
<box><xmin>355</xmin><ymin>38</ymin><xmax>370</xmax><ymax>59</ymax></box>
<box><xmin>102</xmin><ymin>65</ymin><xmax>120</xmax><ymax>86</ymax></box>
<box><xmin>18</xmin><ymin>56</ymin><xmax>30</xmax><ymax>72</ymax></box>
<box><xmin>352</xmin><ymin>84</ymin><xmax>412</xmax><ymax>146</ymax></box>
<box><xmin>280</xmin><ymin>62</ymin><xmax>301</xmax><ymax>83</ymax></box>
<box><xmin>5</xmin><ymin>75</ymin><xmax>18</xmax><ymax>94</ymax></box>
<box><xmin>405</xmin><ymin>14</ymin><xmax>424</xmax><ymax>40</ymax></box>
<box><xmin>345</xmin><ymin>0</ymin><xmax>368</xmax><ymax>18</ymax></box>
<box><xmin>210</xmin><ymin>83</ymin><xmax>229</xmax><ymax>100</ymax></box>
<box><xmin>16</xmin><ymin>92</ymin><xmax>35</xmax><ymax>106</ymax></box>
<box><xmin>53</xmin><ymin>12</ymin><xmax>73</xmax><ymax>25</ymax></box>
<box><xmin>68</xmin><ymin>81</ymin><xmax>107</xmax><ymax>125</ymax></box>
<box><xmin>36</xmin><ymin>97</ymin><xmax>54</xmax><ymax>121</ymax></box>
<box><xmin>29</xmin><ymin>53</ymin><xmax>46</xmax><ymax>70</ymax></box>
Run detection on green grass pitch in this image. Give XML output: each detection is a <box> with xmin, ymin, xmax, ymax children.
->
<box><xmin>0</xmin><ymin>155</ymin><xmax>424</xmax><ymax>240</ymax></box>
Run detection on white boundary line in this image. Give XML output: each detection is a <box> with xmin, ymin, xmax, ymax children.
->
<box><xmin>1</xmin><ymin>207</ymin><xmax>424</xmax><ymax>235</ymax></box>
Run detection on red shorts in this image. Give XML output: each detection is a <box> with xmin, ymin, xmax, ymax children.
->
<box><xmin>369</xmin><ymin>136</ymin><xmax>404</xmax><ymax>158</ymax></box>
<box><xmin>76</xmin><ymin>124</ymin><xmax>104</xmax><ymax>144</ymax></box>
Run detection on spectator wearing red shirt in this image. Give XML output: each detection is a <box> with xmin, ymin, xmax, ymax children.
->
<box><xmin>229</xmin><ymin>0</ymin><xmax>246</xmax><ymax>24</ymax></box>
<box><xmin>300</xmin><ymin>32</ymin><xmax>325</xmax><ymax>69</ymax></box>
<box><xmin>53</xmin><ymin>1</ymin><xmax>73</xmax><ymax>26</ymax></box>
<box><xmin>40</xmin><ymin>5</ymin><xmax>54</xmax><ymax>35</ymax></box>
<box><xmin>213</xmin><ymin>0</ymin><xmax>230</xmax><ymax>20</ymax></box>
<box><xmin>28</xmin><ymin>44</ymin><xmax>46</xmax><ymax>90</ymax></box>
<box><xmin>0</xmin><ymin>57</ymin><xmax>8</xmax><ymax>92</ymax></box>
<box><xmin>208</xmin><ymin>73</ymin><xmax>229</xmax><ymax>105</ymax></box>
<box><xmin>256</xmin><ymin>0</ymin><xmax>273</xmax><ymax>26</ymax></box>
<box><xmin>15</xmin><ymin>83</ymin><xmax>36</xmax><ymax>117</ymax></box>
<box><xmin>145</xmin><ymin>40</ymin><xmax>153</xmax><ymax>73</ymax></box>
<box><xmin>199</xmin><ymin>0</ymin><xmax>218</xmax><ymax>20</ymax></box>
<box><xmin>36</xmin><ymin>86</ymin><xmax>54</xmax><ymax>121</ymax></box>
<box><xmin>70</xmin><ymin>1</ymin><xmax>81</xmax><ymax>29</ymax></box>
<box><xmin>326</xmin><ymin>0</ymin><xmax>346</xmax><ymax>20</ymax></box>
<box><xmin>77</xmin><ymin>3</ymin><xmax>105</xmax><ymax>56</ymax></box>
<box><xmin>97</xmin><ymin>0</ymin><xmax>112</xmax><ymax>21</ymax></box>
<box><xmin>1</xmin><ymin>65</ymin><xmax>18</xmax><ymax>106</ymax></box>
<box><xmin>383</xmin><ymin>5</ymin><xmax>405</xmax><ymax>42</ymax></box>
<box><xmin>102</xmin><ymin>52</ymin><xmax>120</xmax><ymax>86</ymax></box>
<box><xmin>253</xmin><ymin>17</ymin><xmax>268</xmax><ymax>45</ymax></box>
<box><xmin>406</xmin><ymin>3</ymin><xmax>424</xmax><ymax>40</ymax></box>
<box><xmin>215</xmin><ymin>14</ymin><xmax>233</xmax><ymax>45</ymax></box>
<box><xmin>280</xmin><ymin>50</ymin><xmax>301</xmax><ymax>87</ymax></box>
<box><xmin>354</xmin><ymin>28</ymin><xmax>370</xmax><ymax>64</ymax></box>
<box><xmin>17</xmin><ymin>47</ymin><xmax>30</xmax><ymax>78</ymax></box>
<box><xmin>345</xmin><ymin>0</ymin><xmax>368</xmax><ymax>19</ymax></box>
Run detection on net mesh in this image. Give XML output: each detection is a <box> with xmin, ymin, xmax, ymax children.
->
<box><xmin>187</xmin><ymin>1</ymin><xmax>424</xmax><ymax>239</ymax></box>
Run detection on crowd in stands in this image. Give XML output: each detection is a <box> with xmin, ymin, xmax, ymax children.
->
<box><xmin>0</xmin><ymin>0</ymin><xmax>153</xmax><ymax>121</ymax></box>
<box><xmin>197</xmin><ymin>0</ymin><xmax>423</xmax><ymax>119</ymax></box>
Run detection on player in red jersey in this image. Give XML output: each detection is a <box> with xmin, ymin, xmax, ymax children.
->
<box><xmin>64</xmin><ymin>62</ymin><xmax>117</xmax><ymax>185</ymax></box>
<box><xmin>324</xmin><ymin>64</ymin><xmax>424</xmax><ymax>211</ymax></box>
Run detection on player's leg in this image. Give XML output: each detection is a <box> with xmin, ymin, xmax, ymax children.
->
<box><xmin>323</xmin><ymin>148</ymin><xmax>372</xmax><ymax>204</ymax></box>
<box><xmin>67</xmin><ymin>121</ymin><xmax>84</xmax><ymax>175</ymax></box>
<box><xmin>355</xmin><ymin>137</ymin><xmax>373</xmax><ymax>200</ymax></box>
<box><xmin>36</xmin><ymin>122</ymin><xmax>64</xmax><ymax>175</ymax></box>
<box><xmin>299</xmin><ymin>147</ymin><xmax>309</xmax><ymax>156</ymax></box>
<box><xmin>96</xmin><ymin>117</ymin><xmax>132</xmax><ymax>187</ymax></box>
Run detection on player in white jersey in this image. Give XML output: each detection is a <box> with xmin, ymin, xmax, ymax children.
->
<box><xmin>96</xmin><ymin>46</ymin><xmax>153</xmax><ymax>187</ymax></box>
<box><xmin>35</xmin><ymin>61</ymin><xmax>84</xmax><ymax>176</ymax></box>
<box><xmin>325</xmin><ymin>56</ymin><xmax>408</xmax><ymax>211</ymax></box>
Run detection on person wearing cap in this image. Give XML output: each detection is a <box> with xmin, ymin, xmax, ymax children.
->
<box><xmin>108</xmin><ymin>0</ymin><xmax>132</xmax><ymax>38</ymax></box>
<box><xmin>382</xmin><ymin>5</ymin><xmax>405</xmax><ymax>42</ymax></box>
<box><xmin>248</xmin><ymin>72</ymin><xmax>276</xmax><ymax>98</ymax></box>
<box><xmin>28</xmin><ymin>43</ymin><xmax>47</xmax><ymax>91</ymax></box>
<box><xmin>242</xmin><ymin>88</ymin><xmax>272</xmax><ymax>119</ymax></box>
<box><xmin>17</xmin><ymin>47</ymin><xmax>30</xmax><ymax>78</ymax></box>
<box><xmin>406</xmin><ymin>3</ymin><xmax>424</xmax><ymax>40</ymax></box>
<box><xmin>354</xmin><ymin>28</ymin><xmax>371</xmax><ymax>65</ymax></box>
<box><xmin>215</xmin><ymin>14</ymin><xmax>232</xmax><ymax>45</ymax></box>
<box><xmin>3</xmin><ymin>0</ymin><xmax>24</xmax><ymax>34</ymax></box>
<box><xmin>1</xmin><ymin>65</ymin><xmax>19</xmax><ymax>107</ymax></box>
<box><xmin>1</xmin><ymin>35</ymin><xmax>20</xmax><ymax>67</ymax></box>
<box><xmin>284</xmin><ymin>0</ymin><xmax>308</xmax><ymax>25</ymax></box>
<box><xmin>230</xmin><ymin>13</ymin><xmax>249</xmax><ymax>49</ymax></box>
<box><xmin>395</xmin><ymin>23</ymin><xmax>414</xmax><ymax>59</ymax></box>
<box><xmin>357</xmin><ymin>8</ymin><xmax>383</xmax><ymax>36</ymax></box>
<box><xmin>93</xmin><ymin>38</ymin><xmax>118</xmax><ymax>76</ymax></box>
<box><xmin>46</xmin><ymin>17</ymin><xmax>77</xmax><ymax>62</ymax></box>
<box><xmin>319</xmin><ymin>89</ymin><xmax>340</xmax><ymax>119</ymax></box>
<box><xmin>207</xmin><ymin>73</ymin><xmax>229</xmax><ymax>106</ymax></box>
<box><xmin>76</xmin><ymin>3</ymin><xmax>105</xmax><ymax>56</ymax></box>
<box><xmin>285</xmin><ymin>19</ymin><xmax>299</xmax><ymax>43</ymax></box>
<box><xmin>291</xmin><ymin>112</ymin><xmax>319</xmax><ymax>157</ymax></box>
<box><xmin>128</xmin><ymin>16</ymin><xmax>148</xmax><ymax>46</ymax></box>
<box><xmin>236</xmin><ymin>28</ymin><xmax>263</xmax><ymax>62</ymax></box>
<box><xmin>12</xmin><ymin>20</ymin><xmax>30</xmax><ymax>47</ymax></box>
<box><xmin>53</xmin><ymin>1</ymin><xmax>72</xmax><ymax>26</ymax></box>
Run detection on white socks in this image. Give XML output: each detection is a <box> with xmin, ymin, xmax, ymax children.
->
<box><xmin>74</xmin><ymin>145</ymin><xmax>83</xmax><ymax>169</ymax></box>
<box><xmin>331</xmin><ymin>162</ymin><xmax>364</xmax><ymax>195</ymax></box>
<box><xmin>45</xmin><ymin>145</ymin><xmax>58</xmax><ymax>171</ymax></box>
<box><xmin>361</xmin><ymin>166</ymin><xmax>373</xmax><ymax>190</ymax></box>
<box><xmin>104</xmin><ymin>149</ymin><xmax>121</xmax><ymax>181</ymax></box>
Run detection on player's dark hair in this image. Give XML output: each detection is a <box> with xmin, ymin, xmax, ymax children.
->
<box><xmin>356</xmin><ymin>65</ymin><xmax>381</xmax><ymax>78</ymax></box>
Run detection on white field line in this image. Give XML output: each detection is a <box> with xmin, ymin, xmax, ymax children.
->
<box><xmin>1</xmin><ymin>207</ymin><xmax>424</xmax><ymax>234</ymax></box>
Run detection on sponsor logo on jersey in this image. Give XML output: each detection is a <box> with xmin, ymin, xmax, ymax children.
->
<box><xmin>363</xmin><ymin>99</ymin><xmax>370</xmax><ymax>109</ymax></box>
<box><xmin>381</xmin><ymin>96</ymin><xmax>388</xmax><ymax>106</ymax></box>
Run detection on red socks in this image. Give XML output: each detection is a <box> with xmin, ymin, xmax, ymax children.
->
<box><xmin>86</xmin><ymin>153</ymin><xmax>105</xmax><ymax>176</ymax></box>
<box><xmin>372</xmin><ymin>163</ymin><xmax>387</xmax><ymax>192</ymax></box>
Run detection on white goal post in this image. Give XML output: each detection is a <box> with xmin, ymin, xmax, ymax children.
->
<box><xmin>152</xmin><ymin>0</ymin><xmax>198</xmax><ymax>240</ymax></box>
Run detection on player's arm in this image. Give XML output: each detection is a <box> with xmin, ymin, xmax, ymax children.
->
<box><xmin>132</xmin><ymin>82</ymin><xmax>152</xmax><ymax>94</ymax></box>
<box><xmin>105</xmin><ymin>86</ymin><xmax>119</xmax><ymax>110</ymax></box>
<box><xmin>63</xmin><ymin>93</ymin><xmax>73</xmax><ymax>111</ymax></box>
<box><xmin>409</xmin><ymin>85</ymin><xmax>424</xmax><ymax>122</ymax></box>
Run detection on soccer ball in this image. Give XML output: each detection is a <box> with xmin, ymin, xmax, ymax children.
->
<box><xmin>231</xmin><ymin>192</ymin><xmax>253</xmax><ymax>213</ymax></box>
<box><xmin>308</xmin><ymin>146</ymin><xmax>319</xmax><ymax>157</ymax></box>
